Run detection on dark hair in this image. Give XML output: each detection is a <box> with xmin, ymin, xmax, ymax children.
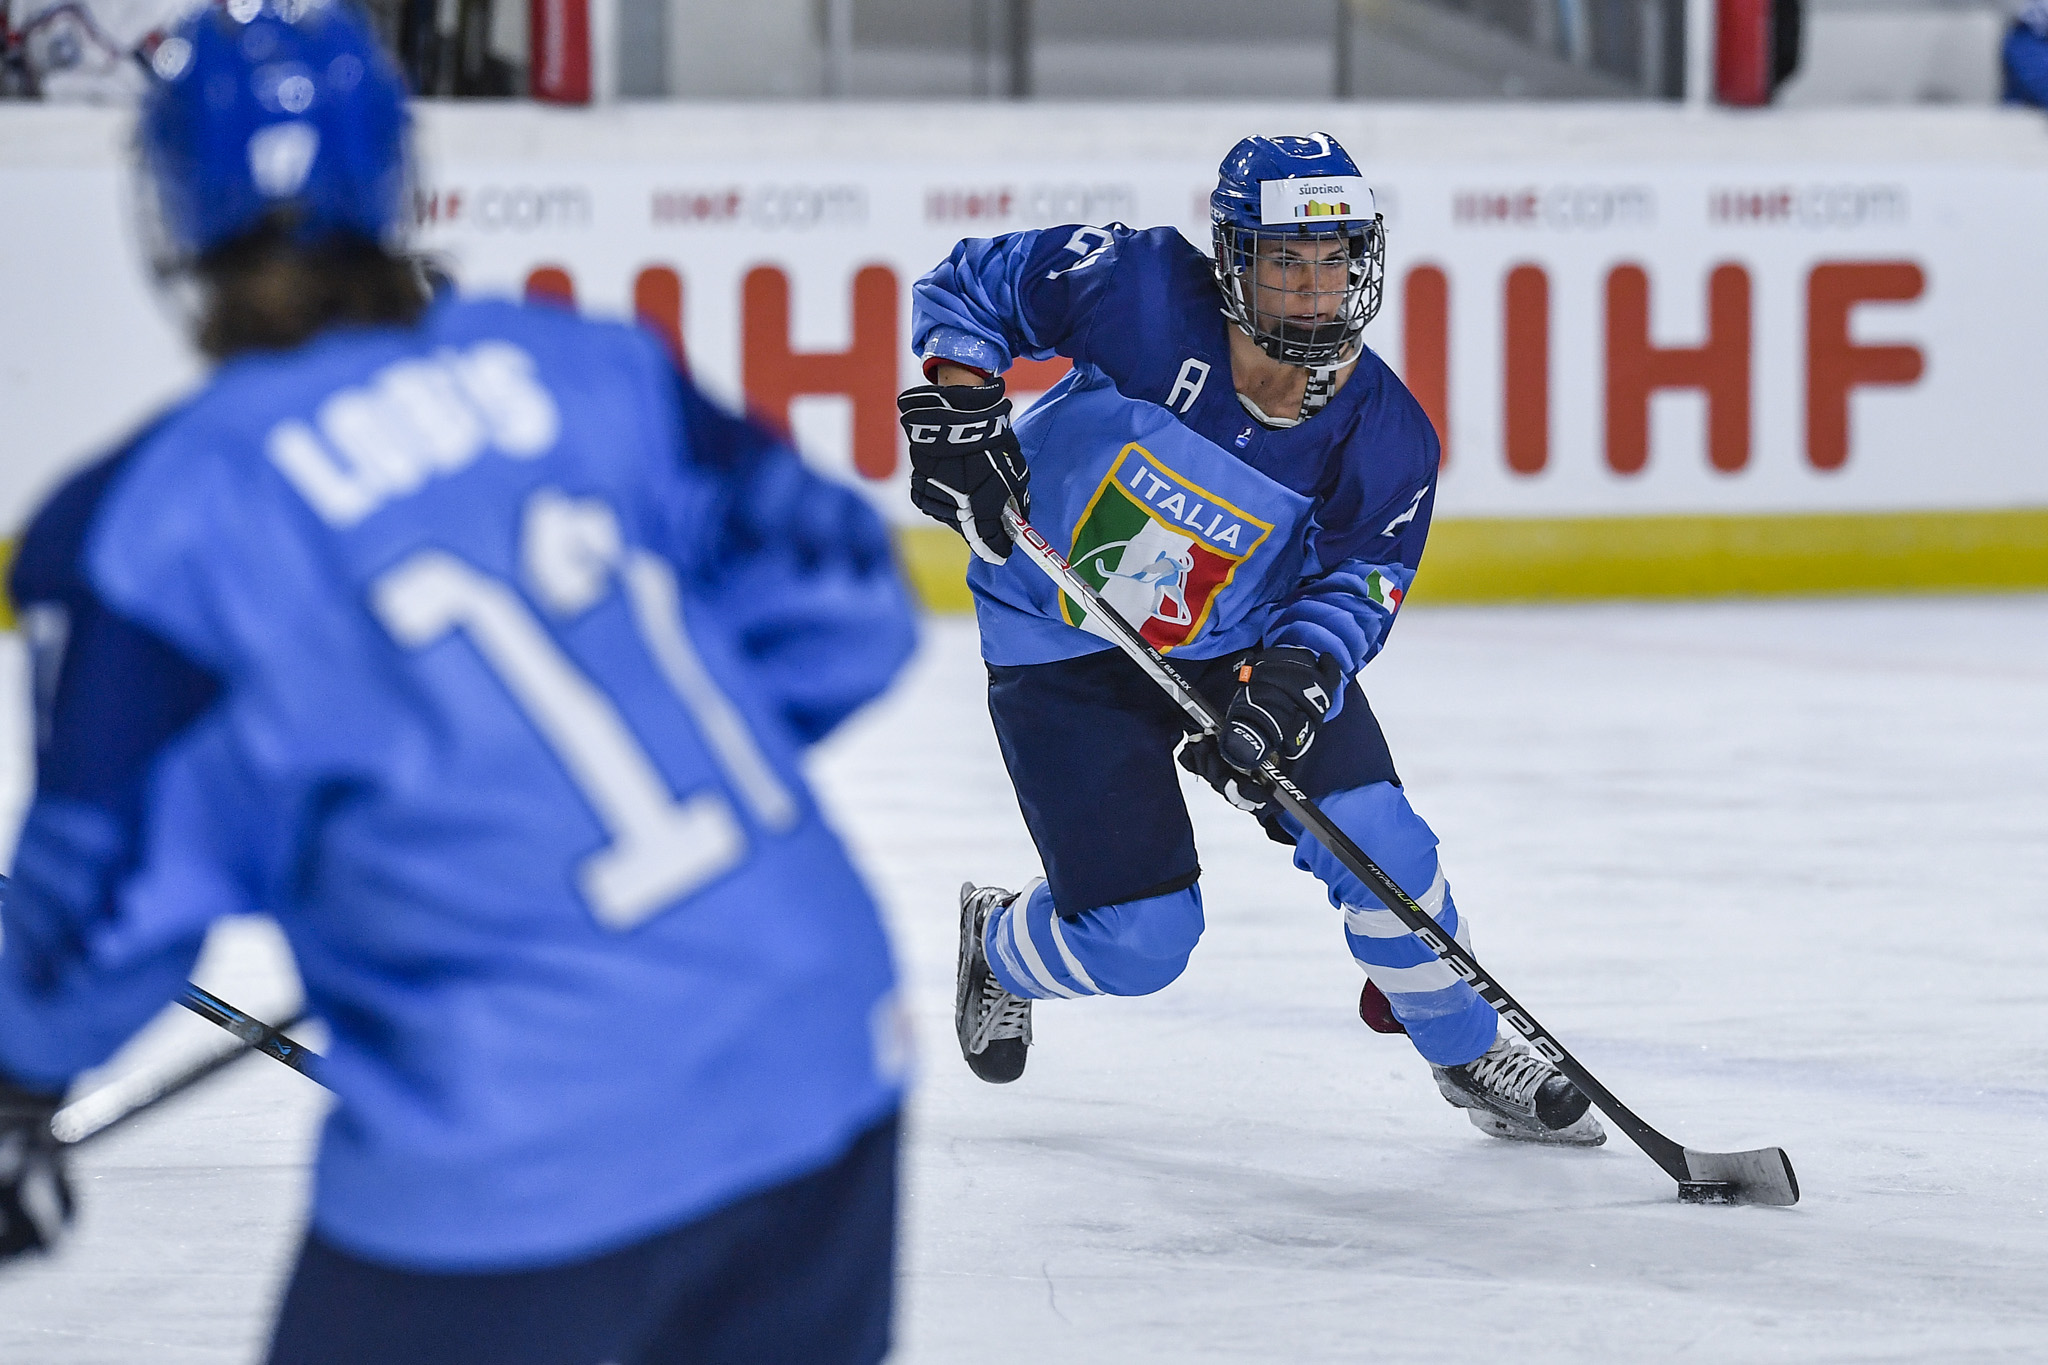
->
<box><xmin>193</xmin><ymin>222</ymin><xmax>431</xmax><ymax>360</ymax></box>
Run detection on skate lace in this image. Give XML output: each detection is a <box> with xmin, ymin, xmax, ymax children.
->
<box><xmin>970</xmin><ymin>979</ymin><xmax>1031</xmax><ymax>1052</ymax></box>
<box><xmin>1464</xmin><ymin>1039</ymin><xmax>1553</xmax><ymax>1108</ymax></box>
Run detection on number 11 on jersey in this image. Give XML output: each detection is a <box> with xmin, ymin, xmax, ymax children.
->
<box><xmin>372</xmin><ymin>502</ymin><xmax>774</xmax><ymax>931</ymax></box>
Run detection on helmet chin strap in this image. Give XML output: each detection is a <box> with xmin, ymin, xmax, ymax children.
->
<box><xmin>1233</xmin><ymin>357</ymin><xmax>1347</xmax><ymax>430</ymax></box>
<box><xmin>1224</xmin><ymin>316</ymin><xmax>1360</xmax><ymax>428</ymax></box>
<box><xmin>1299</xmin><ymin>363</ymin><xmax>1339</xmax><ymax>419</ymax></box>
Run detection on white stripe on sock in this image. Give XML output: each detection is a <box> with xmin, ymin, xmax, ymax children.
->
<box><xmin>986</xmin><ymin>907</ymin><xmax>1033</xmax><ymax>994</ymax></box>
<box><xmin>1342</xmin><ymin>866</ymin><xmax>1448</xmax><ymax>938</ymax></box>
<box><xmin>1419</xmin><ymin>866</ymin><xmax>1448</xmax><ymax>917</ymax></box>
<box><xmin>1344</xmin><ymin>903</ymin><xmax>1405</xmax><ymax>938</ymax></box>
<box><xmin>1043</xmin><ymin>895</ymin><xmax>1102</xmax><ymax>995</ymax></box>
<box><xmin>1006</xmin><ymin>894</ymin><xmax>1084</xmax><ymax>1000</ymax></box>
<box><xmin>1363</xmin><ymin>956</ymin><xmax>1463</xmax><ymax>994</ymax></box>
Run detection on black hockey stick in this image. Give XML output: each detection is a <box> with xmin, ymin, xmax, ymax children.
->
<box><xmin>1003</xmin><ymin>505</ymin><xmax>1799</xmax><ymax>1207</ymax></box>
<box><xmin>51</xmin><ymin>988</ymin><xmax>326</xmax><ymax>1148</ymax></box>
<box><xmin>177</xmin><ymin>984</ymin><xmax>325</xmax><ymax>1082</ymax></box>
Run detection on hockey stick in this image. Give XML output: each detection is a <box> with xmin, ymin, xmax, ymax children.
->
<box><xmin>177</xmin><ymin>985</ymin><xmax>325</xmax><ymax>1082</ymax></box>
<box><xmin>1002</xmin><ymin>505</ymin><xmax>1799</xmax><ymax>1207</ymax></box>
<box><xmin>50</xmin><ymin>988</ymin><xmax>326</xmax><ymax>1148</ymax></box>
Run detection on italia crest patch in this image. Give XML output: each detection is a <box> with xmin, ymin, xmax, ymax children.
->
<box><xmin>1061</xmin><ymin>443</ymin><xmax>1274</xmax><ymax>651</ymax></box>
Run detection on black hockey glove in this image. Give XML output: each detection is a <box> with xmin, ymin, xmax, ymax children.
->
<box><xmin>1177</xmin><ymin>733</ymin><xmax>1295</xmax><ymax>846</ymax></box>
<box><xmin>0</xmin><ymin>1076</ymin><xmax>72</xmax><ymax>1262</ymax></box>
<box><xmin>897</xmin><ymin>379</ymin><xmax>1029</xmax><ymax>564</ymax></box>
<box><xmin>1216</xmin><ymin>645</ymin><xmax>1344</xmax><ymax>775</ymax></box>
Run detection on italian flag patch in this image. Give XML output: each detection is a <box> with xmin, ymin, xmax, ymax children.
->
<box><xmin>1062</xmin><ymin>444</ymin><xmax>1275</xmax><ymax>652</ymax></box>
<box><xmin>1365</xmin><ymin>570</ymin><xmax>1404</xmax><ymax>610</ymax></box>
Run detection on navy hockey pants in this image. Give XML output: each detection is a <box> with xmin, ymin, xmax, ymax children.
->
<box><xmin>265</xmin><ymin>1110</ymin><xmax>898</xmax><ymax>1365</ymax></box>
<box><xmin>985</xmin><ymin>647</ymin><xmax>1498</xmax><ymax>1067</ymax></box>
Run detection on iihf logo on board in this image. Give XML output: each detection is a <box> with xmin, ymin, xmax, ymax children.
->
<box><xmin>1060</xmin><ymin>444</ymin><xmax>1274</xmax><ymax>651</ymax></box>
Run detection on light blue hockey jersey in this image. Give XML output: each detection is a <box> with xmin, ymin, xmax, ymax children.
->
<box><xmin>966</xmin><ymin>379</ymin><xmax>1316</xmax><ymax>666</ymax></box>
<box><xmin>913</xmin><ymin>225</ymin><xmax>1441</xmax><ymax>679</ymax></box>
<box><xmin>0</xmin><ymin>296</ymin><xmax>917</xmax><ymax>1271</ymax></box>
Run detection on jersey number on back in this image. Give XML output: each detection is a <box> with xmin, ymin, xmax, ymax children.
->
<box><xmin>372</xmin><ymin>489</ymin><xmax>796</xmax><ymax>931</ymax></box>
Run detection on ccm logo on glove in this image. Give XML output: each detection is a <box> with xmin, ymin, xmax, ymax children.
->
<box><xmin>897</xmin><ymin>379</ymin><xmax>1031</xmax><ymax>565</ymax></box>
<box><xmin>902</xmin><ymin>416</ymin><xmax>1011</xmax><ymax>445</ymax></box>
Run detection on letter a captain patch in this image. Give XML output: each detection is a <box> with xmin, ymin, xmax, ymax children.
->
<box><xmin>1060</xmin><ymin>443</ymin><xmax>1274</xmax><ymax>651</ymax></box>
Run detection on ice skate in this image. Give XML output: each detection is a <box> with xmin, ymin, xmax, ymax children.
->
<box><xmin>956</xmin><ymin>882</ymin><xmax>1032</xmax><ymax>1084</ymax></box>
<box><xmin>1433</xmin><ymin>1034</ymin><xmax>1606</xmax><ymax>1146</ymax></box>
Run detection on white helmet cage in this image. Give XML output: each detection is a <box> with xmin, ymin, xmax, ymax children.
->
<box><xmin>1212</xmin><ymin>215</ymin><xmax>1386</xmax><ymax>368</ymax></box>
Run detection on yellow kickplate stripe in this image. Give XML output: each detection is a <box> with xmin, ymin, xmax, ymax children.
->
<box><xmin>894</xmin><ymin>507</ymin><xmax>2048</xmax><ymax>612</ymax></box>
<box><xmin>895</xmin><ymin>525</ymin><xmax>979</xmax><ymax>614</ymax></box>
<box><xmin>9</xmin><ymin>509</ymin><xmax>2039</xmax><ymax>632</ymax></box>
<box><xmin>1413</xmin><ymin>507</ymin><xmax>2048</xmax><ymax>603</ymax></box>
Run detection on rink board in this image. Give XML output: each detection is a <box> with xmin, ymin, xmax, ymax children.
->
<box><xmin>899</xmin><ymin>505</ymin><xmax>2048</xmax><ymax>609</ymax></box>
<box><xmin>1</xmin><ymin>102</ymin><xmax>2045</xmax><ymax>608</ymax></box>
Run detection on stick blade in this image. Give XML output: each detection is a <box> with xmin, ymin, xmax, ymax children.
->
<box><xmin>1683</xmin><ymin>1146</ymin><xmax>1800</xmax><ymax>1206</ymax></box>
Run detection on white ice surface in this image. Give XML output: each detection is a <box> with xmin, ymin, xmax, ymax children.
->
<box><xmin>1</xmin><ymin>597</ymin><xmax>2045</xmax><ymax>1362</ymax></box>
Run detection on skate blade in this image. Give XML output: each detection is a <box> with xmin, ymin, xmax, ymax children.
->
<box><xmin>1467</xmin><ymin>1108</ymin><xmax>1608</xmax><ymax>1147</ymax></box>
<box><xmin>1681</xmin><ymin>1146</ymin><xmax>1799</xmax><ymax>1207</ymax></box>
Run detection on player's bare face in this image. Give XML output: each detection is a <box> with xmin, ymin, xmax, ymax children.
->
<box><xmin>1250</xmin><ymin>237</ymin><xmax>1350</xmax><ymax>334</ymax></box>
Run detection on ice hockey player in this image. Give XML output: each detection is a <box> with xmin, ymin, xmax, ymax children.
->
<box><xmin>896</xmin><ymin>132</ymin><xmax>1604</xmax><ymax>1148</ymax></box>
<box><xmin>0</xmin><ymin>5</ymin><xmax>915</xmax><ymax>1362</ymax></box>
<box><xmin>2005</xmin><ymin>0</ymin><xmax>2048</xmax><ymax>107</ymax></box>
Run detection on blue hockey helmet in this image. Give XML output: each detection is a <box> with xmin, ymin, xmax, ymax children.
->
<box><xmin>136</xmin><ymin>0</ymin><xmax>411</xmax><ymax>268</ymax></box>
<box><xmin>1211</xmin><ymin>133</ymin><xmax>1385</xmax><ymax>369</ymax></box>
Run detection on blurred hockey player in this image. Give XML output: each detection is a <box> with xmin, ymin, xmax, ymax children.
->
<box><xmin>897</xmin><ymin>133</ymin><xmax>1604</xmax><ymax>1148</ymax></box>
<box><xmin>2005</xmin><ymin>0</ymin><xmax>2048</xmax><ymax>106</ymax></box>
<box><xmin>0</xmin><ymin>4</ymin><xmax>915</xmax><ymax>1363</ymax></box>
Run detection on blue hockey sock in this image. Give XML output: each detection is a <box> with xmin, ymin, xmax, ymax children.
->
<box><xmin>1282</xmin><ymin>783</ymin><xmax>1498</xmax><ymax>1067</ymax></box>
<box><xmin>984</xmin><ymin>880</ymin><xmax>1205</xmax><ymax>1000</ymax></box>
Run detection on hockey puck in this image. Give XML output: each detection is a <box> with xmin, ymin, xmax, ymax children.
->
<box><xmin>1678</xmin><ymin>1181</ymin><xmax>1738</xmax><ymax>1205</ymax></box>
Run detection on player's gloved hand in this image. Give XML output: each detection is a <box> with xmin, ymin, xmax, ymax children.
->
<box><xmin>1216</xmin><ymin>645</ymin><xmax>1344</xmax><ymax>775</ymax></box>
<box><xmin>1175</xmin><ymin>734</ymin><xmax>1297</xmax><ymax>847</ymax></box>
<box><xmin>1177</xmin><ymin>733</ymin><xmax>1270</xmax><ymax>815</ymax></box>
<box><xmin>0</xmin><ymin>1076</ymin><xmax>73</xmax><ymax>1262</ymax></box>
<box><xmin>897</xmin><ymin>379</ymin><xmax>1028</xmax><ymax>564</ymax></box>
